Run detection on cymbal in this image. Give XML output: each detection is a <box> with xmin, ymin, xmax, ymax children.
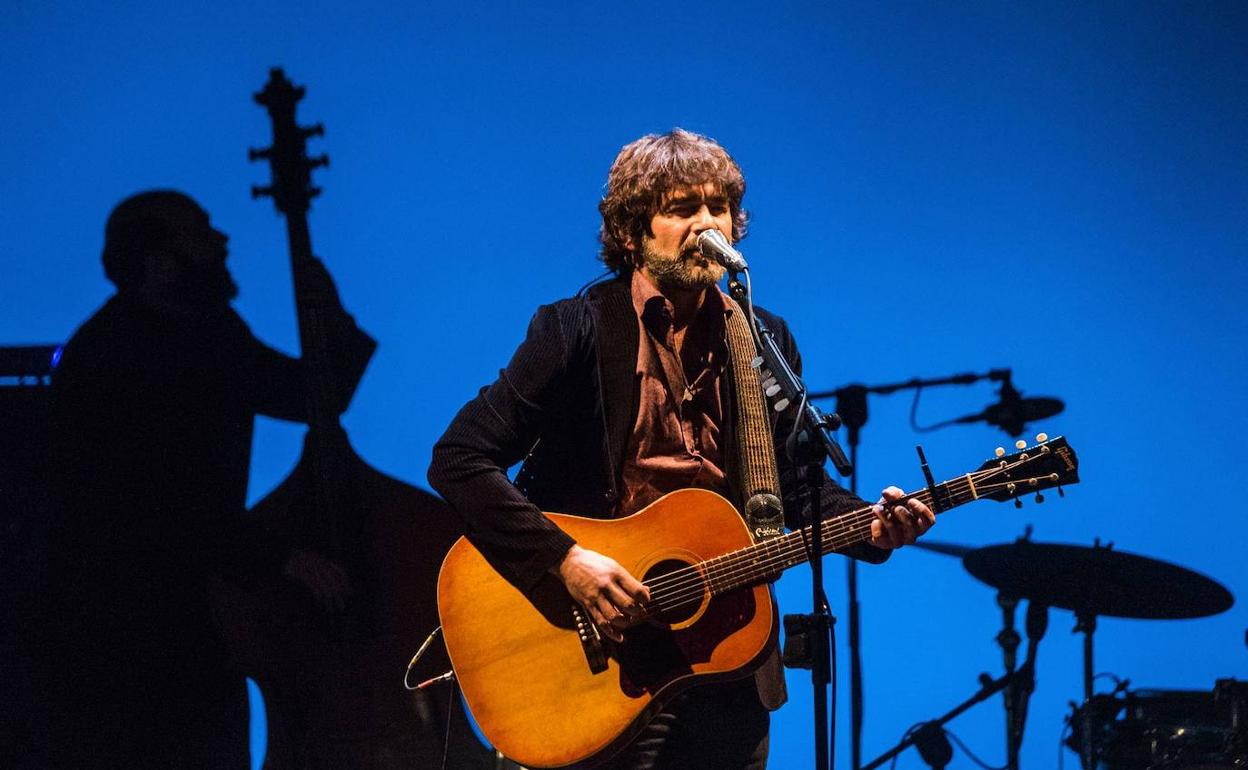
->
<box><xmin>962</xmin><ymin>541</ymin><xmax>1234</xmax><ymax>619</ymax></box>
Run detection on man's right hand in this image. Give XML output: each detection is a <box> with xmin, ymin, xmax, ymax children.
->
<box><xmin>555</xmin><ymin>544</ymin><xmax>649</xmax><ymax>643</ymax></box>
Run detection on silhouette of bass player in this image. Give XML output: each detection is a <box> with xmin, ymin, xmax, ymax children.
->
<box><xmin>45</xmin><ymin>190</ymin><xmax>374</xmax><ymax>768</ymax></box>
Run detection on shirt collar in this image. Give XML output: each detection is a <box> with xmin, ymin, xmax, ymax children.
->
<box><xmin>629</xmin><ymin>269</ymin><xmax>733</xmax><ymax>329</ymax></box>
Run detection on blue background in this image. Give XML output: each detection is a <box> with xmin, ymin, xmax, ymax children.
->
<box><xmin>4</xmin><ymin>2</ymin><xmax>1246</xmax><ymax>767</ymax></box>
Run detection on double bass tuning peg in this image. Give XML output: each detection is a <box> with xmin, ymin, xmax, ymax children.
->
<box><xmin>248</xmin><ymin>146</ymin><xmax>271</xmax><ymax>162</ymax></box>
<box><xmin>251</xmin><ymin>185</ymin><xmax>273</xmax><ymax>200</ymax></box>
<box><xmin>309</xmin><ymin>154</ymin><xmax>330</xmax><ymax>169</ymax></box>
<box><xmin>301</xmin><ymin>122</ymin><xmax>325</xmax><ymax>139</ymax></box>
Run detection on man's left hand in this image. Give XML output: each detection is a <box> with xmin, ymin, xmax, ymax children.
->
<box><xmin>869</xmin><ymin>486</ymin><xmax>935</xmax><ymax>549</ymax></box>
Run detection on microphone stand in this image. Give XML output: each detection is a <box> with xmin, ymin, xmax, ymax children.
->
<box><xmin>727</xmin><ymin>270</ymin><xmax>850</xmax><ymax>770</ymax></box>
<box><xmin>861</xmin><ymin>664</ymin><xmax>1033</xmax><ymax>770</ymax></box>
<box><xmin>808</xmin><ymin>370</ymin><xmax>1011</xmax><ymax>770</ymax></box>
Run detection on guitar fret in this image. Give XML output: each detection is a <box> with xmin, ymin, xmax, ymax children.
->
<box><xmin>710</xmin><ymin>482</ymin><xmax>969</xmax><ymax>596</ymax></box>
<box><xmin>700</xmin><ymin>446</ymin><xmax>1071</xmax><ymax>599</ymax></box>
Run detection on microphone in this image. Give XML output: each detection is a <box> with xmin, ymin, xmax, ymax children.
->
<box><xmin>952</xmin><ymin>373</ymin><xmax>1064</xmax><ymax>437</ymax></box>
<box><xmin>696</xmin><ymin>229</ymin><xmax>748</xmax><ymax>272</ymax></box>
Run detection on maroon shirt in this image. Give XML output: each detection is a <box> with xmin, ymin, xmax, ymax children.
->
<box><xmin>616</xmin><ymin>271</ymin><xmax>734</xmax><ymax>516</ymax></box>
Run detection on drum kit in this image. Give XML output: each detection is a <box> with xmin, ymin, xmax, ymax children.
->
<box><xmin>896</xmin><ymin>532</ymin><xmax>1243</xmax><ymax>770</ymax></box>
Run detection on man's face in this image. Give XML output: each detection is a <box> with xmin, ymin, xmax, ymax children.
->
<box><xmin>637</xmin><ymin>182</ymin><xmax>732</xmax><ymax>292</ymax></box>
<box><xmin>158</xmin><ymin>201</ymin><xmax>238</xmax><ymax>306</ymax></box>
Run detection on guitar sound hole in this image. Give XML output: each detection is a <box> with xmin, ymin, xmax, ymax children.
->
<box><xmin>643</xmin><ymin>559</ymin><xmax>704</xmax><ymax>625</ymax></box>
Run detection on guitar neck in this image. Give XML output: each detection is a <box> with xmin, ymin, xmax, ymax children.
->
<box><xmin>651</xmin><ymin>475</ymin><xmax>981</xmax><ymax>603</ymax></box>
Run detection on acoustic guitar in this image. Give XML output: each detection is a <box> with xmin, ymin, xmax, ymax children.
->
<box><xmin>437</xmin><ymin>436</ymin><xmax>1079</xmax><ymax>768</ymax></box>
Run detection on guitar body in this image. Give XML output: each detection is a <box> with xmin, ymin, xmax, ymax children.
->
<box><xmin>438</xmin><ymin>488</ymin><xmax>776</xmax><ymax>769</ymax></box>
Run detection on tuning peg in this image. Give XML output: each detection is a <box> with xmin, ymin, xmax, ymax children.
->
<box><xmin>1057</xmin><ymin>486</ymin><xmax>1065</xmax><ymax>498</ymax></box>
<box><xmin>774</xmin><ymin>398</ymin><xmax>790</xmax><ymax>412</ymax></box>
<box><xmin>751</xmin><ymin>356</ymin><xmax>764</xmax><ymax>369</ymax></box>
<box><xmin>301</xmin><ymin>122</ymin><xmax>325</xmax><ymax>139</ymax></box>
<box><xmin>995</xmin><ymin>447</ymin><xmax>1005</xmax><ymax>458</ymax></box>
<box><xmin>248</xmin><ymin>146</ymin><xmax>271</xmax><ymax>162</ymax></box>
<box><xmin>1014</xmin><ymin>498</ymin><xmax>1023</xmax><ymax>509</ymax></box>
<box><xmin>1035</xmin><ymin>492</ymin><xmax>1045</xmax><ymax>504</ymax></box>
<box><xmin>309</xmin><ymin>153</ymin><xmax>330</xmax><ymax>169</ymax></box>
<box><xmin>308</xmin><ymin>186</ymin><xmax>322</xmax><ymax>199</ymax></box>
<box><xmin>765</xmin><ymin>384</ymin><xmax>782</xmax><ymax>397</ymax></box>
<box><xmin>1036</xmin><ymin>432</ymin><xmax>1048</xmax><ymax>443</ymax></box>
<box><xmin>1015</xmin><ymin>440</ymin><xmax>1027</xmax><ymax>450</ymax></box>
<box><xmin>251</xmin><ymin>185</ymin><xmax>273</xmax><ymax>199</ymax></box>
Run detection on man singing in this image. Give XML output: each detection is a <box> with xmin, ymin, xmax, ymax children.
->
<box><xmin>429</xmin><ymin>129</ymin><xmax>934</xmax><ymax>769</ymax></box>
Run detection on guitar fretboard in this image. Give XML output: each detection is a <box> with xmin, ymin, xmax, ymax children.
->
<box><xmin>640</xmin><ymin>475</ymin><xmax>985</xmax><ymax>618</ymax></box>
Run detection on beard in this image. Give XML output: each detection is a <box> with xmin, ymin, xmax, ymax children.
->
<box><xmin>639</xmin><ymin>240</ymin><xmax>726</xmax><ymax>291</ymax></box>
<box><xmin>174</xmin><ymin>256</ymin><xmax>239</xmax><ymax>310</ymax></box>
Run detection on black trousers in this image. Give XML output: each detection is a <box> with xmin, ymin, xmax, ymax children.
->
<box><xmin>600</xmin><ymin>678</ymin><xmax>770</xmax><ymax>770</ymax></box>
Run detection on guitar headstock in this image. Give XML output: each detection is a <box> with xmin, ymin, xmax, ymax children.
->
<box><xmin>973</xmin><ymin>433</ymin><xmax>1079</xmax><ymax>504</ymax></box>
<box><xmin>249</xmin><ymin>68</ymin><xmax>328</xmax><ymax>216</ymax></box>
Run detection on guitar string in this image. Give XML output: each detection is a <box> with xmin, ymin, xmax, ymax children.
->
<box><xmin>639</xmin><ymin>480</ymin><xmax>1032</xmax><ymax>617</ymax></box>
<box><xmin>637</xmin><ymin>466</ymin><xmax>1050</xmax><ymax>616</ymax></box>
<box><xmin>636</xmin><ymin>450</ymin><xmax>1051</xmax><ymax>599</ymax></box>
<box><xmin>642</xmin><ymin>491</ymin><xmax>951</xmax><ymax>615</ymax></box>
<box><xmin>648</xmin><ymin>473</ymin><xmax>1038</xmax><ymax>608</ymax></box>
<box><xmin>632</xmin><ymin>451</ymin><xmax>1058</xmax><ymax>614</ymax></box>
<box><xmin>637</xmin><ymin>475</ymin><xmax>976</xmax><ymax>601</ymax></box>
<box><xmin>648</xmin><ymin>474</ymin><xmax>1048</xmax><ymax>611</ymax></box>
<box><xmin>640</xmin><ymin>488</ymin><xmax>963</xmax><ymax>616</ymax></box>
<box><xmin>636</xmin><ymin>471</ymin><xmax>983</xmax><ymax>597</ymax></box>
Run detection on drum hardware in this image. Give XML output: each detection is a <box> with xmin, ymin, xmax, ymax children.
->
<box><xmin>1065</xmin><ymin>680</ymin><xmax>1247</xmax><ymax>769</ymax></box>
<box><xmin>910</xmin><ymin>531</ymin><xmax>1238</xmax><ymax>769</ymax></box>
<box><xmin>962</xmin><ymin>535</ymin><xmax>1235</xmax><ymax>769</ymax></box>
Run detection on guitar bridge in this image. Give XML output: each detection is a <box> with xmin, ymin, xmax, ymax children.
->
<box><xmin>571</xmin><ymin>604</ymin><xmax>608</xmax><ymax>674</ymax></box>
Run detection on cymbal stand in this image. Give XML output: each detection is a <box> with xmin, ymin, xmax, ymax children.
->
<box><xmin>1074</xmin><ymin>609</ymin><xmax>1097</xmax><ymax>770</ymax></box>
<box><xmin>996</xmin><ymin>592</ymin><xmax>1021</xmax><ymax>770</ymax></box>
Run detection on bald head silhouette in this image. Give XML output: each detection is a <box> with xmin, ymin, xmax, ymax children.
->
<box><xmin>101</xmin><ymin>190</ymin><xmax>237</xmax><ymax>308</ymax></box>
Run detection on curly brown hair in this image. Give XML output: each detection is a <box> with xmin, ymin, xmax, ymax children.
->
<box><xmin>597</xmin><ymin>129</ymin><xmax>748</xmax><ymax>274</ymax></box>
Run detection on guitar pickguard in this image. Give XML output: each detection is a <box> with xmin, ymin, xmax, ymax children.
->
<box><xmin>616</xmin><ymin>588</ymin><xmax>758</xmax><ymax>698</ymax></box>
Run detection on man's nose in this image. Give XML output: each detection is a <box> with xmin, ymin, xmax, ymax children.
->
<box><xmin>692</xmin><ymin>205</ymin><xmax>718</xmax><ymax>231</ymax></box>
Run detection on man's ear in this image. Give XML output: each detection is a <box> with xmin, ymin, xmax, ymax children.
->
<box><xmin>620</xmin><ymin>226</ymin><xmax>640</xmax><ymax>264</ymax></box>
<box><xmin>141</xmin><ymin>248</ymin><xmax>179</xmax><ymax>290</ymax></box>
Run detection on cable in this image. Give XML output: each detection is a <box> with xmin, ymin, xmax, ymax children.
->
<box><xmin>889</xmin><ymin>724</ymin><xmax>925</xmax><ymax>770</ymax></box>
<box><xmin>404</xmin><ymin>625</ymin><xmax>443</xmax><ymax>690</ymax></box>
<box><xmin>440</xmin><ymin>681</ymin><xmax>456</xmax><ymax>770</ymax></box>
<box><xmin>908</xmin><ymin>384</ymin><xmax>968</xmax><ymax>433</ymax></box>
<box><xmin>1057</xmin><ymin>720</ymin><xmax>1072</xmax><ymax>770</ymax></box>
<box><xmin>1093</xmin><ymin>671</ymin><xmax>1125</xmax><ymax>688</ymax></box>
<box><xmin>945</xmin><ymin>729</ymin><xmax>1007</xmax><ymax>770</ymax></box>
<box><xmin>829</xmin><ymin>611</ymin><xmax>838</xmax><ymax>770</ymax></box>
<box><xmin>575</xmin><ymin>269</ymin><xmax>613</xmax><ymax>298</ymax></box>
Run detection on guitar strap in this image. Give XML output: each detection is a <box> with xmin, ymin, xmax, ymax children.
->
<box><xmin>723</xmin><ymin>298</ymin><xmax>785</xmax><ymax>542</ymax></box>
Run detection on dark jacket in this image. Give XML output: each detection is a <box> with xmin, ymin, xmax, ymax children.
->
<box><xmin>428</xmin><ymin>277</ymin><xmax>888</xmax><ymax>708</ymax></box>
<box><xmin>429</xmin><ymin>276</ymin><xmax>885</xmax><ymax>587</ymax></box>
